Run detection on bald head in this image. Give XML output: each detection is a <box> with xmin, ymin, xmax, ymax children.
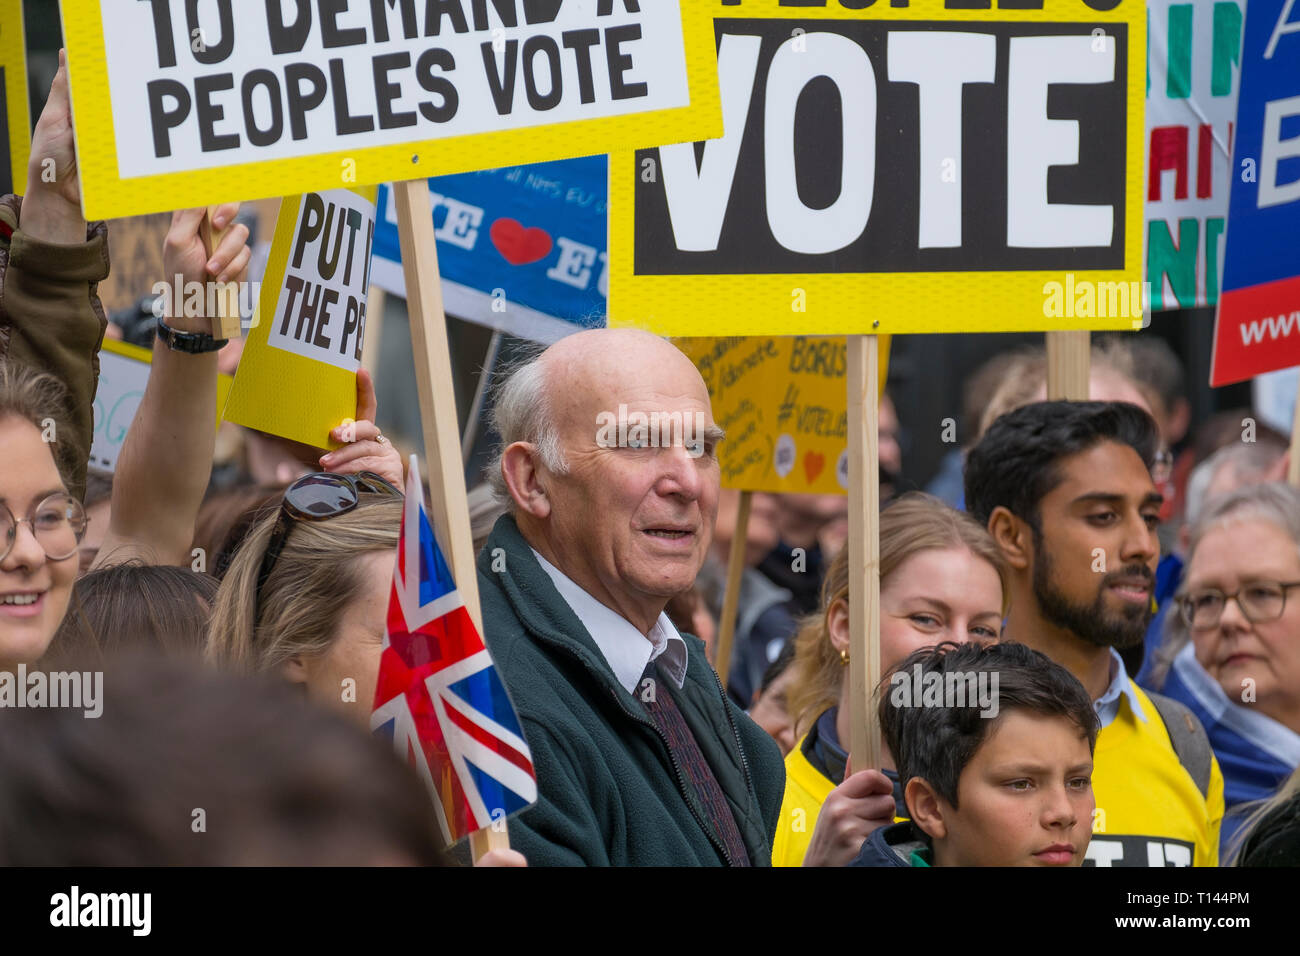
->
<box><xmin>538</xmin><ymin>329</ymin><xmax>711</xmax><ymax>439</ymax></box>
<box><xmin>491</xmin><ymin>328</ymin><xmax>723</xmax><ymax>634</ymax></box>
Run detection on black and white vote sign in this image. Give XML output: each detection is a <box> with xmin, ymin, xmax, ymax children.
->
<box><xmin>634</xmin><ymin>19</ymin><xmax>1128</xmax><ymax>275</ymax></box>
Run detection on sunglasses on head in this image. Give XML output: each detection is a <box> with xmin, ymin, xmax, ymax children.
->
<box><xmin>255</xmin><ymin>471</ymin><xmax>402</xmax><ymax>617</ymax></box>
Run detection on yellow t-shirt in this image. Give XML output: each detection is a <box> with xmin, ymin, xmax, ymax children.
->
<box><xmin>772</xmin><ymin>737</ymin><xmax>836</xmax><ymax>867</ymax></box>
<box><xmin>1087</xmin><ymin>683</ymin><xmax>1225</xmax><ymax>866</ymax></box>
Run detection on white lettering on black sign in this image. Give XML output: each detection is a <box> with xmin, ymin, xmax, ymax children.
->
<box><xmin>268</xmin><ymin>189</ymin><xmax>375</xmax><ymax>371</ymax></box>
<box><xmin>634</xmin><ymin>19</ymin><xmax>1128</xmax><ymax>274</ymax></box>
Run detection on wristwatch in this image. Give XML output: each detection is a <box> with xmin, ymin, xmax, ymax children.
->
<box><xmin>156</xmin><ymin>315</ymin><xmax>228</xmax><ymax>354</ymax></box>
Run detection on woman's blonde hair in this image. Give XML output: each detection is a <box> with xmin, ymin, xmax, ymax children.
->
<box><xmin>206</xmin><ymin>497</ymin><xmax>404</xmax><ymax>676</ymax></box>
<box><xmin>1230</xmin><ymin>765</ymin><xmax>1300</xmax><ymax>865</ymax></box>
<box><xmin>976</xmin><ymin>338</ymin><xmax>1141</xmax><ymax>440</ymax></box>
<box><xmin>786</xmin><ymin>492</ymin><xmax>1010</xmax><ymax>738</ymax></box>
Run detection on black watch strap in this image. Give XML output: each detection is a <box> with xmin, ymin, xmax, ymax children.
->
<box><xmin>156</xmin><ymin>315</ymin><xmax>229</xmax><ymax>354</ymax></box>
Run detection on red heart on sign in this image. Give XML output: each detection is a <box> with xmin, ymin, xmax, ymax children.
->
<box><xmin>803</xmin><ymin>451</ymin><xmax>825</xmax><ymax>485</ymax></box>
<box><xmin>489</xmin><ymin>218</ymin><xmax>553</xmax><ymax>266</ymax></box>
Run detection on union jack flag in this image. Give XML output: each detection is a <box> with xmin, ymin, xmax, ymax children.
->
<box><xmin>371</xmin><ymin>456</ymin><xmax>536</xmax><ymax>844</ymax></box>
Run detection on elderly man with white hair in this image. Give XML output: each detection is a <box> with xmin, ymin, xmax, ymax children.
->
<box><xmin>475</xmin><ymin>328</ymin><xmax>784</xmax><ymax>865</ymax></box>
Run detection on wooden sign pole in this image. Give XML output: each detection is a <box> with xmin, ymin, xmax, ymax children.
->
<box><xmin>201</xmin><ymin>206</ymin><xmax>242</xmax><ymax>340</ymax></box>
<box><xmin>1045</xmin><ymin>330</ymin><xmax>1091</xmax><ymax>401</ymax></box>
<box><xmin>462</xmin><ymin>329</ymin><xmax>504</xmax><ymax>466</ymax></box>
<box><xmin>714</xmin><ymin>490</ymin><xmax>752</xmax><ymax>692</ymax></box>
<box><xmin>391</xmin><ymin>179</ymin><xmax>507</xmax><ymax>859</ymax></box>
<box><xmin>362</xmin><ymin>285</ymin><xmax>386</xmax><ymax>377</ymax></box>
<box><xmin>846</xmin><ymin>335</ymin><xmax>881</xmax><ymax>772</ymax></box>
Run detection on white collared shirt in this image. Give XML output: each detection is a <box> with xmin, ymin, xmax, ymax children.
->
<box><xmin>530</xmin><ymin>548</ymin><xmax>689</xmax><ymax>694</ymax></box>
<box><xmin>1095</xmin><ymin>647</ymin><xmax>1149</xmax><ymax>729</ymax></box>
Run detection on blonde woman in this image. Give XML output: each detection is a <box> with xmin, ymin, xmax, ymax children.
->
<box><xmin>774</xmin><ymin>493</ymin><xmax>1009</xmax><ymax>867</ymax></box>
<box><xmin>206</xmin><ymin>483</ymin><xmax>404</xmax><ymax>721</ymax></box>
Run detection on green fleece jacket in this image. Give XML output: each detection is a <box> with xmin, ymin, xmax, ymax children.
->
<box><xmin>0</xmin><ymin>194</ymin><xmax>110</xmax><ymax>502</ymax></box>
<box><xmin>474</xmin><ymin>514</ymin><xmax>786</xmax><ymax>866</ymax></box>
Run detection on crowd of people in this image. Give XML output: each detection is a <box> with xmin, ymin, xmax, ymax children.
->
<box><xmin>1</xmin><ymin>55</ymin><xmax>1297</xmax><ymax>869</ymax></box>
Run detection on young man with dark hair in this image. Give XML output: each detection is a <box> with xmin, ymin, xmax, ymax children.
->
<box><xmin>963</xmin><ymin>401</ymin><xmax>1223</xmax><ymax>866</ymax></box>
<box><xmin>852</xmin><ymin>640</ymin><xmax>1099</xmax><ymax>866</ymax></box>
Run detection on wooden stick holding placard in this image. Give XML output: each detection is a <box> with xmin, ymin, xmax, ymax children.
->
<box><xmin>1045</xmin><ymin>330</ymin><xmax>1091</xmax><ymax>401</ymax></box>
<box><xmin>362</xmin><ymin>285</ymin><xmax>386</xmax><ymax>377</ymax></box>
<box><xmin>391</xmin><ymin>179</ymin><xmax>507</xmax><ymax>860</ymax></box>
<box><xmin>846</xmin><ymin>335</ymin><xmax>882</xmax><ymax>772</ymax></box>
<box><xmin>200</xmin><ymin>207</ymin><xmax>242</xmax><ymax>341</ymax></box>
<box><xmin>714</xmin><ymin>490</ymin><xmax>751</xmax><ymax>692</ymax></box>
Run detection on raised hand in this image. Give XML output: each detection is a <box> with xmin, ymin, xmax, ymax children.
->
<box><xmin>20</xmin><ymin>50</ymin><xmax>84</xmax><ymax>243</ymax></box>
<box><xmin>320</xmin><ymin>368</ymin><xmax>404</xmax><ymax>488</ymax></box>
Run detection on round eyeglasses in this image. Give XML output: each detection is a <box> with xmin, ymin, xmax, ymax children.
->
<box><xmin>0</xmin><ymin>492</ymin><xmax>87</xmax><ymax>564</ymax></box>
<box><xmin>1179</xmin><ymin>581</ymin><xmax>1300</xmax><ymax>629</ymax></box>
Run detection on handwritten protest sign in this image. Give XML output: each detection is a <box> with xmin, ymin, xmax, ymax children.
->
<box><xmin>609</xmin><ymin>0</ymin><xmax>1147</xmax><ymax>336</ymax></box>
<box><xmin>91</xmin><ymin>339</ymin><xmax>232</xmax><ymax>473</ymax></box>
<box><xmin>371</xmin><ymin>154</ymin><xmax>607</xmax><ymax>342</ymax></box>
<box><xmin>0</xmin><ymin>0</ymin><xmax>28</xmax><ymax>197</ymax></box>
<box><xmin>1210</xmin><ymin>0</ymin><xmax>1300</xmax><ymax>386</ymax></box>
<box><xmin>679</xmin><ymin>336</ymin><xmax>890</xmax><ymax>495</ymax></box>
<box><xmin>60</xmin><ymin>0</ymin><xmax>721</xmax><ymax>220</ymax></box>
<box><xmin>223</xmin><ymin>185</ymin><xmax>377</xmax><ymax>447</ymax></box>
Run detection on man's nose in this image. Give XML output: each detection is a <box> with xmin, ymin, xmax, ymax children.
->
<box><xmin>1121</xmin><ymin>513</ymin><xmax>1159</xmax><ymax>565</ymax></box>
<box><xmin>658</xmin><ymin>443</ymin><xmax>706</xmax><ymax>499</ymax></box>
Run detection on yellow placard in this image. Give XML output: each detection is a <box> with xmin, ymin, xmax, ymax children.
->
<box><xmin>678</xmin><ymin>335</ymin><xmax>890</xmax><ymax>495</ymax></box>
<box><xmin>59</xmin><ymin>1</ymin><xmax>720</xmax><ymax>221</ymax></box>
<box><xmin>610</xmin><ymin>0</ymin><xmax>1147</xmax><ymax>336</ymax></box>
<box><xmin>223</xmin><ymin>185</ymin><xmax>378</xmax><ymax>449</ymax></box>
<box><xmin>0</xmin><ymin>0</ymin><xmax>28</xmax><ymax>196</ymax></box>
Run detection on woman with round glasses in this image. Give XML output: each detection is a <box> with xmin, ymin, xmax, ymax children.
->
<box><xmin>1147</xmin><ymin>481</ymin><xmax>1300</xmax><ymax>856</ymax></box>
<box><xmin>0</xmin><ymin>361</ymin><xmax>87</xmax><ymax>669</ymax></box>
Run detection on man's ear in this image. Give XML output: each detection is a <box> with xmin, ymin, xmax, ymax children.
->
<box><xmin>987</xmin><ymin>505</ymin><xmax>1032</xmax><ymax>572</ymax></box>
<box><xmin>906</xmin><ymin>777</ymin><xmax>949</xmax><ymax>842</ymax></box>
<box><xmin>501</xmin><ymin>442</ymin><xmax>551</xmax><ymax>519</ymax></box>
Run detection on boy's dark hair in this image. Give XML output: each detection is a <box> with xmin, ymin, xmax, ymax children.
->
<box><xmin>963</xmin><ymin>401</ymin><xmax>1159</xmax><ymax>530</ymax></box>
<box><xmin>878</xmin><ymin>641</ymin><xmax>1099</xmax><ymax>809</ymax></box>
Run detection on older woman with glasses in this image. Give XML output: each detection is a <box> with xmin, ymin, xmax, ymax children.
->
<box><xmin>1147</xmin><ymin>481</ymin><xmax>1300</xmax><ymax>857</ymax></box>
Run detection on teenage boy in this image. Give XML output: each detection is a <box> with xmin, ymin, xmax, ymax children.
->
<box><xmin>963</xmin><ymin>401</ymin><xmax>1223</xmax><ymax>866</ymax></box>
<box><xmin>852</xmin><ymin>640</ymin><xmax>1098</xmax><ymax>866</ymax></box>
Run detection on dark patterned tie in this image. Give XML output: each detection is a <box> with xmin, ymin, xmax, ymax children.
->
<box><xmin>639</xmin><ymin>661</ymin><xmax>751</xmax><ymax>866</ymax></box>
